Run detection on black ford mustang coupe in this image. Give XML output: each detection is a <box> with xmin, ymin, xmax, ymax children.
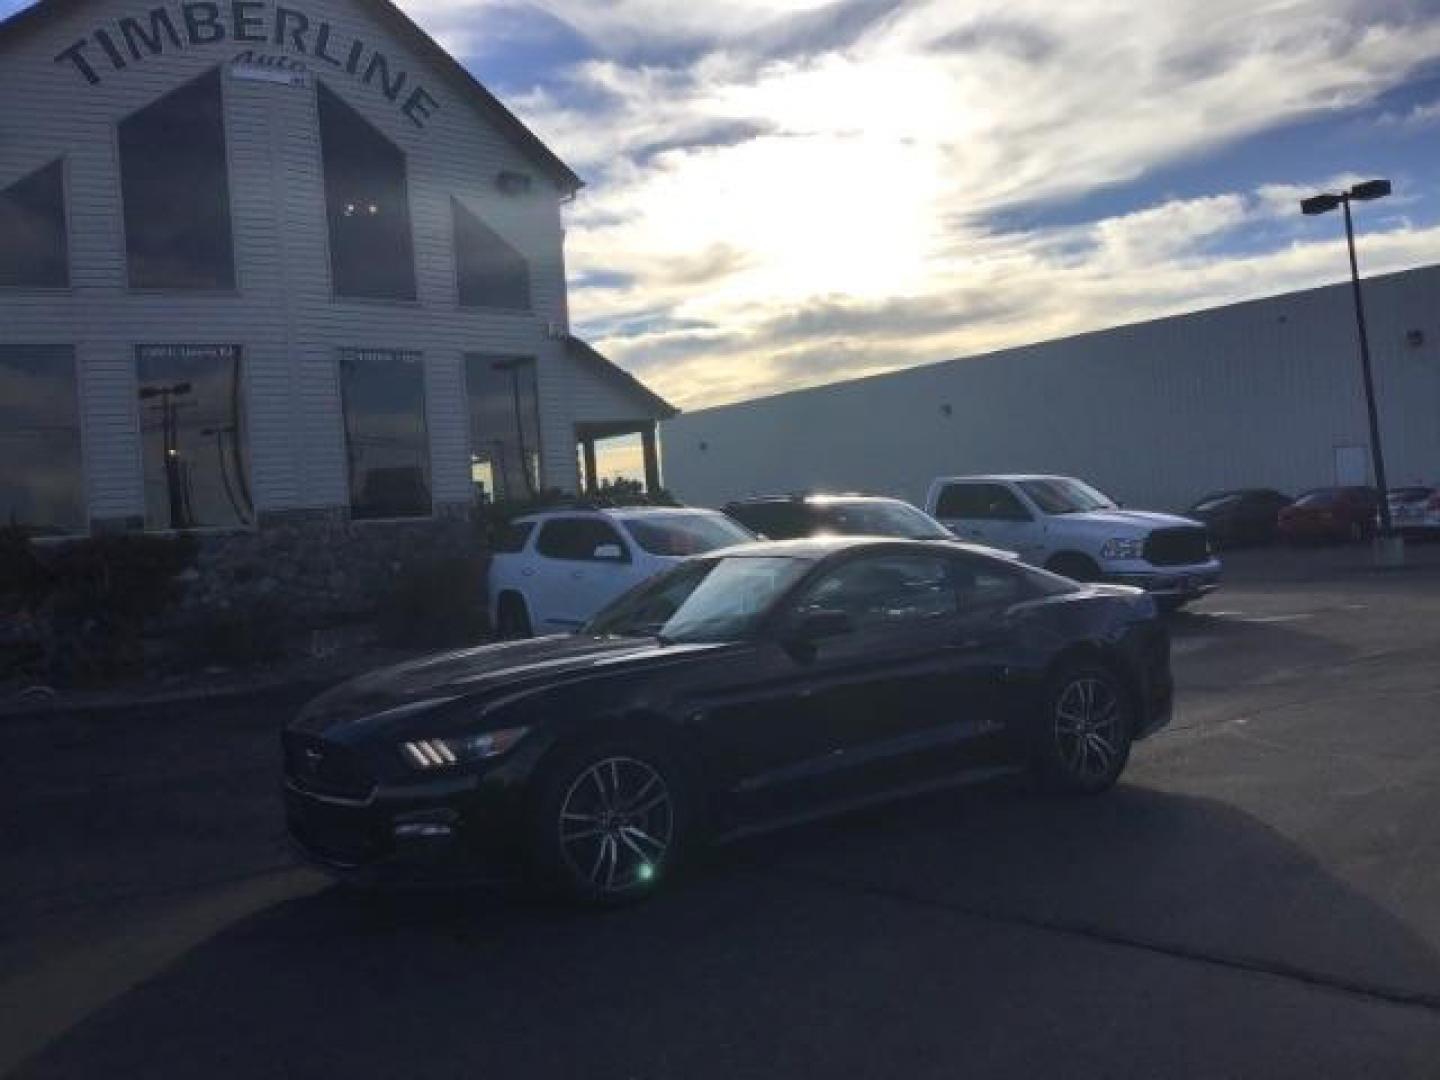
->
<box><xmin>285</xmin><ymin>538</ymin><xmax>1172</xmax><ymax>905</ymax></box>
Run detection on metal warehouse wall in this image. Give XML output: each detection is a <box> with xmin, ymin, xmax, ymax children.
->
<box><xmin>664</xmin><ymin>265</ymin><xmax>1440</xmax><ymax>512</ymax></box>
<box><xmin>0</xmin><ymin>0</ymin><xmax>611</xmax><ymax>522</ymax></box>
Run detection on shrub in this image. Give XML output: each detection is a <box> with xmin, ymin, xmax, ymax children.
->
<box><xmin>2</xmin><ymin>530</ymin><xmax>197</xmax><ymax>686</ymax></box>
<box><xmin>376</xmin><ymin>554</ymin><xmax>491</xmax><ymax>649</ymax></box>
<box><xmin>187</xmin><ymin>595</ymin><xmax>291</xmax><ymax>667</ymax></box>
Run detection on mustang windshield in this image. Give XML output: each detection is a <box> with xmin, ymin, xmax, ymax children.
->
<box><xmin>586</xmin><ymin>556</ymin><xmax>810</xmax><ymax>643</ymax></box>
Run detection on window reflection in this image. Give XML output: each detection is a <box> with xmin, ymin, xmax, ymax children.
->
<box><xmin>0</xmin><ymin>159</ymin><xmax>68</xmax><ymax>288</ymax></box>
<box><xmin>453</xmin><ymin>198</ymin><xmax>530</xmax><ymax>310</ymax></box>
<box><xmin>340</xmin><ymin>349</ymin><xmax>431</xmax><ymax>519</ymax></box>
<box><xmin>137</xmin><ymin>345</ymin><xmax>252</xmax><ymax>530</ymax></box>
<box><xmin>0</xmin><ymin>345</ymin><xmax>84</xmax><ymax>535</ymax></box>
<box><xmin>466</xmin><ymin>354</ymin><xmax>540</xmax><ymax>502</ymax></box>
<box><xmin>318</xmin><ymin>82</ymin><xmax>417</xmax><ymax>300</ymax></box>
<box><xmin>119</xmin><ymin>68</ymin><xmax>235</xmax><ymax>290</ymax></box>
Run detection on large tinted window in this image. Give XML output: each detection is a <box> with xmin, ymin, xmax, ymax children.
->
<box><xmin>0</xmin><ymin>160</ymin><xmax>68</xmax><ymax>288</ymax></box>
<box><xmin>935</xmin><ymin>483</ymin><xmax>985</xmax><ymax>519</ymax></box>
<box><xmin>318</xmin><ymin>83</ymin><xmax>416</xmax><ymax>300</ymax></box>
<box><xmin>724</xmin><ymin>502</ymin><xmax>810</xmax><ymax>539</ymax></box>
<box><xmin>466</xmin><ymin>354</ymin><xmax>540</xmax><ymax>501</ymax></box>
<box><xmin>535</xmin><ymin>518</ymin><xmax>628</xmax><ymax>562</ymax></box>
<box><xmin>623</xmin><ymin>512</ymin><xmax>753</xmax><ymax>555</ymax></box>
<box><xmin>340</xmin><ymin>349</ymin><xmax>430</xmax><ymax>519</ymax></box>
<box><xmin>493</xmin><ymin>520</ymin><xmax>535</xmax><ymax>553</ymax></box>
<box><xmin>938</xmin><ymin>483</ymin><xmax>1029</xmax><ymax>521</ymax></box>
<box><xmin>453</xmin><ymin>198</ymin><xmax>530</xmax><ymax>310</ymax></box>
<box><xmin>136</xmin><ymin>345</ymin><xmax>252</xmax><ymax>530</ymax></box>
<box><xmin>119</xmin><ymin>68</ymin><xmax>234</xmax><ymax>289</ymax></box>
<box><xmin>0</xmin><ymin>345</ymin><xmax>84</xmax><ymax>535</ymax></box>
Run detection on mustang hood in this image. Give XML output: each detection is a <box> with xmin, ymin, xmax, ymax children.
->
<box><xmin>291</xmin><ymin>635</ymin><xmax>720</xmax><ymax>736</ymax></box>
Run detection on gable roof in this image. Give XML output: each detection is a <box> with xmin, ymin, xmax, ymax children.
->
<box><xmin>0</xmin><ymin>0</ymin><xmax>582</xmax><ymax>194</ymax></box>
<box><xmin>567</xmin><ymin>336</ymin><xmax>678</xmax><ymax>420</ymax></box>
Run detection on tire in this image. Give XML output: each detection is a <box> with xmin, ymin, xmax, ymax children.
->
<box><xmin>1033</xmin><ymin>663</ymin><xmax>1134</xmax><ymax>795</ymax></box>
<box><xmin>495</xmin><ymin>592</ymin><xmax>532</xmax><ymax>639</ymax></box>
<box><xmin>1046</xmin><ymin>552</ymin><xmax>1103</xmax><ymax>583</ymax></box>
<box><xmin>528</xmin><ymin>738</ymin><xmax>690</xmax><ymax>907</ymax></box>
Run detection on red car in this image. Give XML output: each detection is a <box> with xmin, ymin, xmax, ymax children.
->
<box><xmin>1277</xmin><ymin>487</ymin><xmax>1380</xmax><ymax>544</ymax></box>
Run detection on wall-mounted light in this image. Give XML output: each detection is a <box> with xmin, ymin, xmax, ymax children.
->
<box><xmin>1406</xmin><ymin>329</ymin><xmax>1425</xmax><ymax>348</ymax></box>
<box><xmin>939</xmin><ymin>403</ymin><xmax>952</xmax><ymax>417</ymax></box>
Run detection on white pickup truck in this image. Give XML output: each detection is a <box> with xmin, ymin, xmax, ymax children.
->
<box><xmin>925</xmin><ymin>474</ymin><xmax>1221</xmax><ymax>610</ymax></box>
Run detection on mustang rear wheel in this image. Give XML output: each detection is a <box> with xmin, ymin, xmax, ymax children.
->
<box><xmin>530</xmin><ymin>742</ymin><xmax>686</xmax><ymax>906</ymax></box>
<box><xmin>1035</xmin><ymin>665</ymin><xmax>1133</xmax><ymax>794</ymax></box>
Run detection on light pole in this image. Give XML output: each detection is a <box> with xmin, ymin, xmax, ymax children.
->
<box><xmin>1300</xmin><ymin>179</ymin><xmax>1400</xmax><ymax>558</ymax></box>
<box><xmin>139</xmin><ymin>380</ymin><xmax>193</xmax><ymax>529</ymax></box>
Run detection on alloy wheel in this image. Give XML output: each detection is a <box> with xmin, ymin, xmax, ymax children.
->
<box><xmin>1053</xmin><ymin>676</ymin><xmax>1122</xmax><ymax>781</ymax></box>
<box><xmin>557</xmin><ymin>756</ymin><xmax>673</xmax><ymax>896</ymax></box>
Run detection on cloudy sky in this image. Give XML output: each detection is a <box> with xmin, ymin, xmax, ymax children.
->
<box><xmin>4</xmin><ymin>0</ymin><xmax>1439</xmax><ymax>424</ymax></box>
<box><xmin>415</xmin><ymin>0</ymin><xmax>1440</xmax><ymax>414</ymax></box>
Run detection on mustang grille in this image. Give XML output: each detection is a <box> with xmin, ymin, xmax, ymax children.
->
<box><xmin>283</xmin><ymin>733</ymin><xmax>374</xmax><ymax>800</ymax></box>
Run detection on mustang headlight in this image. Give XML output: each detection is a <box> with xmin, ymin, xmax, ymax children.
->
<box><xmin>401</xmin><ymin>726</ymin><xmax>530</xmax><ymax>770</ymax></box>
<box><xmin>1100</xmin><ymin>537</ymin><xmax>1146</xmax><ymax>561</ymax></box>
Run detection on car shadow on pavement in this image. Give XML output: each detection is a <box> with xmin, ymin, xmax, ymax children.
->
<box><xmin>1165</xmin><ymin>609</ymin><xmax>1358</xmax><ymax>690</ymax></box>
<box><xmin>13</xmin><ymin>781</ymin><xmax>1440</xmax><ymax>1079</ymax></box>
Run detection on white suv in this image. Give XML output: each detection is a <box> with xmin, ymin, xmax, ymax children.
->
<box><xmin>488</xmin><ymin>507</ymin><xmax>755</xmax><ymax>637</ymax></box>
<box><xmin>925</xmin><ymin>475</ymin><xmax>1221</xmax><ymax>609</ymax></box>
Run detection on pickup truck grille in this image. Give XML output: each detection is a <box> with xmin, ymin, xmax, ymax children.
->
<box><xmin>1144</xmin><ymin>527</ymin><xmax>1210</xmax><ymax>566</ymax></box>
<box><xmin>283</xmin><ymin>733</ymin><xmax>374</xmax><ymax>800</ymax></box>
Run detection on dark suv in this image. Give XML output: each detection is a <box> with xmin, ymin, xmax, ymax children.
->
<box><xmin>723</xmin><ymin>494</ymin><xmax>955</xmax><ymax>541</ymax></box>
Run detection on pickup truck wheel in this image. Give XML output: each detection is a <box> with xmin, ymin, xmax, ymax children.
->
<box><xmin>1046</xmin><ymin>552</ymin><xmax>1103</xmax><ymax>583</ymax></box>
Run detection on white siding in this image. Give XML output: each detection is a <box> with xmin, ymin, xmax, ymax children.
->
<box><xmin>0</xmin><ymin>0</ymin><xmax>621</xmax><ymax>524</ymax></box>
<box><xmin>664</xmin><ymin>266</ymin><xmax>1440</xmax><ymax>512</ymax></box>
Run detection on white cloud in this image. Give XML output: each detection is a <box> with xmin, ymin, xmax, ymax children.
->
<box><xmin>1377</xmin><ymin>98</ymin><xmax>1440</xmax><ymax>127</ymax></box>
<box><xmin>396</xmin><ymin>0</ymin><xmax>1440</xmax><ymax>409</ymax></box>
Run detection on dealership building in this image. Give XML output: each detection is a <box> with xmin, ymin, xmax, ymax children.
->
<box><xmin>0</xmin><ymin>0</ymin><xmax>675</xmax><ymax>544</ymax></box>
<box><xmin>665</xmin><ymin>264</ymin><xmax>1440</xmax><ymax>513</ymax></box>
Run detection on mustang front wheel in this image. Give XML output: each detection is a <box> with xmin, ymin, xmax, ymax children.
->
<box><xmin>1035</xmin><ymin>665</ymin><xmax>1133</xmax><ymax>794</ymax></box>
<box><xmin>531</xmin><ymin>743</ymin><xmax>684</xmax><ymax>906</ymax></box>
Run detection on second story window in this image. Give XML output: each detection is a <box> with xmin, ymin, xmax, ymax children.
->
<box><xmin>0</xmin><ymin>160</ymin><xmax>68</xmax><ymax>288</ymax></box>
<box><xmin>318</xmin><ymin>83</ymin><xmax>417</xmax><ymax>301</ymax></box>
<box><xmin>118</xmin><ymin>68</ymin><xmax>235</xmax><ymax>290</ymax></box>
<box><xmin>453</xmin><ymin>198</ymin><xmax>530</xmax><ymax>310</ymax></box>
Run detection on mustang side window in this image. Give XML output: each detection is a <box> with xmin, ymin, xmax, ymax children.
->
<box><xmin>795</xmin><ymin>554</ymin><xmax>958</xmax><ymax>630</ymax></box>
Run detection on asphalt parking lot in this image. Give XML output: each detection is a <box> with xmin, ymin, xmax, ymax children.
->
<box><xmin>4</xmin><ymin>545</ymin><xmax>1440</xmax><ymax>1078</ymax></box>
